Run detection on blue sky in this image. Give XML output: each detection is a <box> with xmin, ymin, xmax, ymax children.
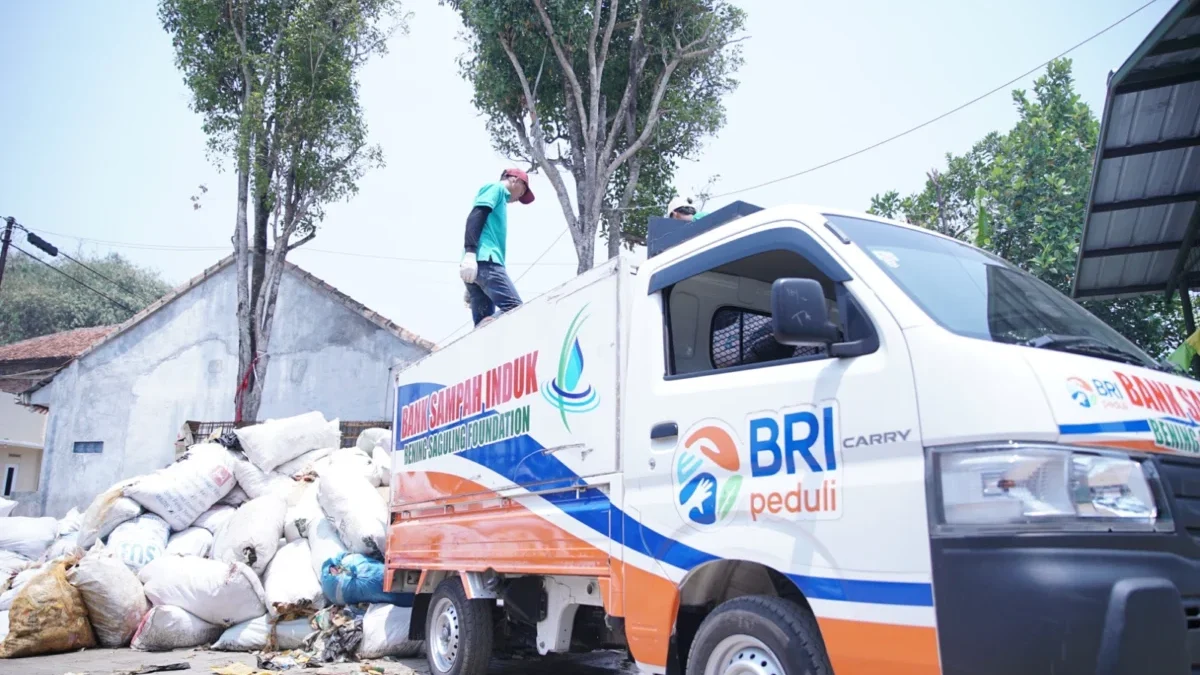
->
<box><xmin>0</xmin><ymin>0</ymin><xmax>1175</xmax><ymax>344</ymax></box>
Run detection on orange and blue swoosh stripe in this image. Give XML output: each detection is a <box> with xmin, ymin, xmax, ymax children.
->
<box><xmin>395</xmin><ymin>382</ymin><xmax>934</xmax><ymax>607</ymax></box>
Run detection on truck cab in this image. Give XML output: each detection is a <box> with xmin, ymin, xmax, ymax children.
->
<box><xmin>386</xmin><ymin>202</ymin><xmax>1198</xmax><ymax>675</ymax></box>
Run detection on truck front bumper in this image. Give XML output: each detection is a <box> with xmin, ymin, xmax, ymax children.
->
<box><xmin>931</xmin><ymin>533</ymin><xmax>1200</xmax><ymax>675</ymax></box>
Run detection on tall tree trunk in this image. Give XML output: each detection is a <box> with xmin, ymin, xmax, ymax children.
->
<box><xmin>606</xmin><ymin>212</ymin><xmax>621</xmax><ymax>259</ymax></box>
<box><xmin>251</xmin><ymin>134</ymin><xmax>271</xmax><ymax>320</ymax></box>
<box><xmin>233</xmin><ymin>161</ymin><xmax>256</xmax><ymax>423</ymax></box>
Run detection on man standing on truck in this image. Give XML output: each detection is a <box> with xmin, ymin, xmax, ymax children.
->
<box><xmin>459</xmin><ymin>169</ymin><xmax>535</xmax><ymax>326</ymax></box>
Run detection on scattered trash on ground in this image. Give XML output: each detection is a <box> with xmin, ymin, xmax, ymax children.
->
<box><xmin>0</xmin><ymin>416</ymin><xmax>420</xmax><ymax>664</ymax></box>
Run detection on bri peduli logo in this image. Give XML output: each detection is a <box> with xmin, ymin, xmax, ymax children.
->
<box><xmin>542</xmin><ymin>305</ymin><xmax>600</xmax><ymax>430</ymax></box>
<box><xmin>1066</xmin><ymin>376</ymin><xmax>1097</xmax><ymax>408</ymax></box>
<box><xmin>673</xmin><ymin>420</ymin><xmax>744</xmax><ymax>531</ymax></box>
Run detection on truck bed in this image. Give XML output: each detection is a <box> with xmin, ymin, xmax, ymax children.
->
<box><xmin>386</xmin><ymin>257</ymin><xmax>630</xmax><ymax>575</ymax></box>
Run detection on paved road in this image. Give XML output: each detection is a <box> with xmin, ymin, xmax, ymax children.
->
<box><xmin>6</xmin><ymin>647</ymin><xmax>637</xmax><ymax>675</ymax></box>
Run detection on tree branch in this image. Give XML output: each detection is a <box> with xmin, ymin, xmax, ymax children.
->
<box><xmin>531</xmin><ymin>0</ymin><xmax>589</xmax><ymax>152</ymax></box>
<box><xmin>597</xmin><ymin>0</ymin><xmax>619</xmax><ymax>85</ymax></box>
<box><xmin>599</xmin><ymin>0</ymin><xmax>649</xmax><ymax>166</ymax></box>
<box><xmin>498</xmin><ymin>34</ymin><xmax>578</xmax><ymax>232</ymax></box>
<box><xmin>285</xmin><ymin>231</ymin><xmax>316</xmax><ymax>251</ymax></box>
<box><xmin>595</xmin><ymin>58</ymin><xmax>678</xmax><ymax>215</ymax></box>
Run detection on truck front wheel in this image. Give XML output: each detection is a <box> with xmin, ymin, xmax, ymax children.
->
<box><xmin>426</xmin><ymin>577</ymin><xmax>494</xmax><ymax>675</ymax></box>
<box><xmin>686</xmin><ymin>595</ymin><xmax>832</xmax><ymax>675</ymax></box>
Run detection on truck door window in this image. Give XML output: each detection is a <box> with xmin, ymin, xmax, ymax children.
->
<box><xmin>663</xmin><ymin>248</ymin><xmax>870</xmax><ymax>376</ymax></box>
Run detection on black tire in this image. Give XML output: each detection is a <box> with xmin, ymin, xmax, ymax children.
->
<box><xmin>425</xmin><ymin>577</ymin><xmax>494</xmax><ymax>675</ymax></box>
<box><xmin>686</xmin><ymin>595</ymin><xmax>832</xmax><ymax>675</ymax></box>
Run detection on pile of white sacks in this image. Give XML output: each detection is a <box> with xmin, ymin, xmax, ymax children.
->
<box><xmin>0</xmin><ymin>412</ymin><xmax>419</xmax><ymax>660</ymax></box>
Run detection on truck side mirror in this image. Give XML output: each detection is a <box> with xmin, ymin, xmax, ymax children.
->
<box><xmin>770</xmin><ymin>278</ymin><xmax>839</xmax><ymax>347</ymax></box>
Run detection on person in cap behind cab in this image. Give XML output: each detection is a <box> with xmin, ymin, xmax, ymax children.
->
<box><xmin>459</xmin><ymin>169</ymin><xmax>535</xmax><ymax>327</ymax></box>
<box><xmin>667</xmin><ymin>195</ymin><xmax>707</xmax><ymax>222</ymax></box>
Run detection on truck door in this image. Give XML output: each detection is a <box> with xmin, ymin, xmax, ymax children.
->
<box><xmin>619</xmin><ymin>218</ymin><xmax>939</xmax><ymax>674</ymax></box>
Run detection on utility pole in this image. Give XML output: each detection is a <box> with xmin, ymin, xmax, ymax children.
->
<box><xmin>0</xmin><ymin>216</ymin><xmax>14</xmax><ymax>295</ymax></box>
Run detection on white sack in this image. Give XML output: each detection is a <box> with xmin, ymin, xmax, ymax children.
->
<box><xmin>68</xmin><ymin>549</ymin><xmax>149</xmax><ymax>647</ymax></box>
<box><xmin>165</xmin><ymin>527</ymin><xmax>214</xmax><ymax>558</ymax></box>
<box><xmin>234</xmin><ymin>412</ymin><xmax>341</xmax><ymax>472</ymax></box>
<box><xmin>212</xmin><ymin>495</ymin><xmax>287</xmax><ymax>576</ymax></box>
<box><xmin>232</xmin><ymin>455</ymin><xmax>295</xmax><ymax>499</ymax></box>
<box><xmin>139</xmin><ymin>555</ymin><xmax>265</xmax><ymax>627</ymax></box>
<box><xmin>318</xmin><ymin>447</ymin><xmax>373</xmax><ymax>479</ymax></box>
<box><xmin>56</xmin><ymin>508</ymin><xmax>82</xmax><ymax>537</ymax></box>
<box><xmin>192</xmin><ymin>505</ymin><xmax>236</xmax><ymax>534</ymax></box>
<box><xmin>263</xmin><ymin>540</ymin><xmax>324</xmax><ymax>617</ymax></box>
<box><xmin>0</xmin><ymin>498</ymin><xmax>15</xmax><ymax>518</ymax></box>
<box><xmin>41</xmin><ymin>533</ymin><xmax>82</xmax><ymax>562</ymax></box>
<box><xmin>370</xmin><ymin>446</ymin><xmax>391</xmax><ymax>488</ymax></box>
<box><xmin>212</xmin><ymin>615</ymin><xmax>311</xmax><ymax>652</ymax></box>
<box><xmin>356</xmin><ymin>428</ymin><xmax>391</xmax><ymax>454</ymax></box>
<box><xmin>283</xmin><ymin>482</ymin><xmax>322</xmax><ymax>542</ymax></box>
<box><xmin>0</xmin><ymin>551</ymin><xmax>31</xmax><ymax>588</ymax></box>
<box><xmin>77</xmin><ymin>484</ymin><xmax>143</xmax><ymax>549</ymax></box>
<box><xmin>219</xmin><ymin>485</ymin><xmax>250</xmax><ymax>507</ymax></box>
<box><xmin>106</xmin><ymin>514</ymin><xmax>170</xmax><ymax>572</ymax></box>
<box><xmin>275</xmin><ymin>447</ymin><xmax>333</xmax><ymax>477</ymax></box>
<box><xmin>318</xmin><ymin>467</ymin><xmax>387</xmax><ymax>557</ymax></box>
<box><xmin>131</xmin><ymin>605</ymin><xmax>221</xmax><ymax>651</ymax></box>
<box><xmin>0</xmin><ymin>565</ymin><xmax>43</xmax><ymax>610</ymax></box>
<box><xmin>0</xmin><ymin>517</ymin><xmax>58</xmax><ymax>560</ymax></box>
<box><xmin>124</xmin><ymin>443</ymin><xmax>237</xmax><ymax>531</ymax></box>
<box><xmin>307</xmin><ymin>517</ymin><xmax>347</xmax><ymax>579</ymax></box>
<box><xmin>359</xmin><ymin>603</ymin><xmax>423</xmax><ymax>659</ymax></box>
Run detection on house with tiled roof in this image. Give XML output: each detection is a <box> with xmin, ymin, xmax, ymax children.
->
<box><xmin>18</xmin><ymin>255</ymin><xmax>432</xmax><ymax>517</ymax></box>
<box><xmin>0</xmin><ymin>326</ymin><xmax>115</xmax><ymax>512</ymax></box>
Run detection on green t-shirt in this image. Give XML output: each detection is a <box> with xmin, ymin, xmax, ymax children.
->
<box><xmin>470</xmin><ymin>181</ymin><xmax>510</xmax><ymax>266</ymax></box>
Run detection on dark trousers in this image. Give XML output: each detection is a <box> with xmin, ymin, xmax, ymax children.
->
<box><xmin>466</xmin><ymin>261</ymin><xmax>522</xmax><ymax>326</ymax></box>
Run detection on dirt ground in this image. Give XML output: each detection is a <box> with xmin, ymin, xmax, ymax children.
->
<box><xmin>3</xmin><ymin>647</ymin><xmax>637</xmax><ymax>675</ymax></box>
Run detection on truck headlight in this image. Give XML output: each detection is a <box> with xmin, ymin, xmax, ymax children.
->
<box><xmin>929</xmin><ymin>443</ymin><xmax>1171</xmax><ymax>535</ymax></box>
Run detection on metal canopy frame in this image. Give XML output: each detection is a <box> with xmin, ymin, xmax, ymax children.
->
<box><xmin>1073</xmin><ymin>0</ymin><xmax>1200</xmax><ymax>304</ymax></box>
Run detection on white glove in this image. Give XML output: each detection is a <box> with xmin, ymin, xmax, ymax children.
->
<box><xmin>459</xmin><ymin>254</ymin><xmax>478</xmax><ymax>284</ymax></box>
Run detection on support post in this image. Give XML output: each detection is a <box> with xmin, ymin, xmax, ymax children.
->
<box><xmin>0</xmin><ymin>217</ymin><xmax>14</xmax><ymax>295</ymax></box>
<box><xmin>1180</xmin><ymin>289</ymin><xmax>1200</xmax><ymax>378</ymax></box>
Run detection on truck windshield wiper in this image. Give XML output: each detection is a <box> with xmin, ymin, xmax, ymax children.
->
<box><xmin>1022</xmin><ymin>334</ymin><xmax>1159</xmax><ymax>370</ymax></box>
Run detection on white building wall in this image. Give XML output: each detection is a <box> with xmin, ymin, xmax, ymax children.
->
<box><xmin>33</xmin><ymin>264</ymin><xmax>428</xmax><ymax>517</ymax></box>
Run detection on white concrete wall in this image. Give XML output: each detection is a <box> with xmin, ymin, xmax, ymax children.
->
<box><xmin>34</xmin><ymin>264</ymin><xmax>429</xmax><ymax>517</ymax></box>
<box><xmin>0</xmin><ymin>395</ymin><xmax>46</xmax><ymax>447</ymax></box>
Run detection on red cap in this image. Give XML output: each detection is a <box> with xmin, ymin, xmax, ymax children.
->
<box><xmin>503</xmin><ymin>168</ymin><xmax>535</xmax><ymax>205</ymax></box>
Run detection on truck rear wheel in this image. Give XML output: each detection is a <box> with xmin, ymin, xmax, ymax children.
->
<box><xmin>426</xmin><ymin>577</ymin><xmax>493</xmax><ymax>675</ymax></box>
<box><xmin>686</xmin><ymin>595</ymin><xmax>832</xmax><ymax>675</ymax></box>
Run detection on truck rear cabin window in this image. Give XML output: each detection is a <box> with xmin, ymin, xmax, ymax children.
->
<box><xmin>662</xmin><ymin>248</ymin><xmax>844</xmax><ymax>377</ymax></box>
<box><xmin>711</xmin><ymin>308</ymin><xmax>824</xmax><ymax>370</ymax></box>
<box><xmin>73</xmin><ymin>441</ymin><xmax>104</xmax><ymax>454</ymax></box>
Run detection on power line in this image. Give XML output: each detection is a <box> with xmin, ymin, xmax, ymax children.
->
<box><xmin>710</xmin><ymin>0</ymin><xmax>1161</xmax><ymax>200</ymax></box>
<box><xmin>10</xmin><ymin>244</ymin><xmax>138</xmax><ymax>314</ymax></box>
<box><xmin>55</xmin><ymin>249</ymin><xmax>158</xmax><ymax>305</ymax></box>
<box><xmin>23</xmin><ymin>225</ymin><xmax>579</xmax><ymax>266</ymax></box>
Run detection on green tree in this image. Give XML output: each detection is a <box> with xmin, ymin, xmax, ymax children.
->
<box><xmin>160</xmin><ymin>0</ymin><xmax>404</xmax><ymax>419</ymax></box>
<box><xmin>0</xmin><ymin>251</ymin><xmax>172</xmax><ymax>345</ymax></box>
<box><xmin>867</xmin><ymin>59</ymin><xmax>1185</xmax><ymax>359</ymax></box>
<box><xmin>445</xmin><ymin>0</ymin><xmax>746</xmax><ymax>271</ymax></box>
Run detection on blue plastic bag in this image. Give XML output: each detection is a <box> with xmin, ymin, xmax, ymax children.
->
<box><xmin>320</xmin><ymin>552</ymin><xmax>413</xmax><ymax>606</ymax></box>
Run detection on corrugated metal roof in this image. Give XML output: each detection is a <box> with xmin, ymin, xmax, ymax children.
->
<box><xmin>1074</xmin><ymin>0</ymin><xmax>1200</xmax><ymax>300</ymax></box>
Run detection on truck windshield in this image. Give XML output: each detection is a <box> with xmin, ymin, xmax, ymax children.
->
<box><xmin>824</xmin><ymin>214</ymin><xmax>1159</xmax><ymax>369</ymax></box>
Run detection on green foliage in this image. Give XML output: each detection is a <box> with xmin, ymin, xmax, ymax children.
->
<box><xmin>867</xmin><ymin>59</ymin><xmax>1185</xmax><ymax>359</ymax></box>
<box><xmin>160</xmin><ymin>0</ymin><xmax>404</xmax><ymax>419</ymax></box>
<box><xmin>159</xmin><ymin>0</ymin><xmax>402</xmax><ymax>235</ymax></box>
<box><xmin>0</xmin><ymin>252</ymin><xmax>172</xmax><ymax>345</ymax></box>
<box><xmin>446</xmin><ymin>0</ymin><xmax>746</xmax><ymax>268</ymax></box>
